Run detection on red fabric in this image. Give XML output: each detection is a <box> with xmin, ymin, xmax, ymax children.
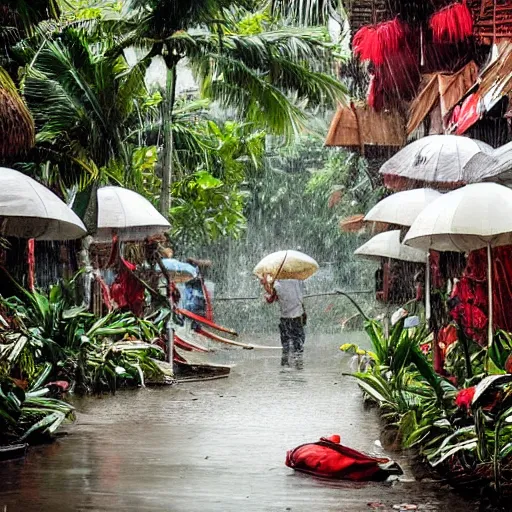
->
<box><xmin>110</xmin><ymin>258</ymin><xmax>145</xmax><ymax>317</ymax></box>
<box><xmin>27</xmin><ymin>238</ymin><xmax>35</xmax><ymax>292</ymax></box>
<box><xmin>95</xmin><ymin>273</ymin><xmax>113</xmax><ymax>312</ymax></box>
<box><xmin>455</xmin><ymin>93</ymin><xmax>481</xmax><ymax>134</ymax></box>
<box><xmin>286</xmin><ymin>436</ymin><xmax>394</xmax><ymax>481</ymax></box>
<box><xmin>202</xmin><ymin>278</ymin><xmax>214</xmax><ymax>321</ymax></box>
<box><xmin>449</xmin><ymin>246</ymin><xmax>512</xmax><ymax>344</ymax></box>
<box><xmin>430</xmin><ymin>2</ymin><xmax>473</xmax><ymax>44</ymax></box>
<box><xmin>369</xmin><ymin>42</ymin><xmax>420</xmax><ymax>111</ymax></box>
<box><xmin>353</xmin><ymin>19</ymin><xmax>406</xmax><ymax>66</ymax></box>
<box><xmin>106</xmin><ymin>234</ymin><xmax>120</xmax><ymax>268</ymax></box>
<box><xmin>430</xmin><ymin>251</ymin><xmax>444</xmax><ymax>289</ymax></box>
<box><xmin>455</xmin><ymin>386</ymin><xmax>475</xmax><ymax>410</ymax></box>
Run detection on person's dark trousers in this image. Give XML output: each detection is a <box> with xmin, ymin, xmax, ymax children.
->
<box><xmin>279</xmin><ymin>317</ymin><xmax>305</xmax><ymax>366</ymax></box>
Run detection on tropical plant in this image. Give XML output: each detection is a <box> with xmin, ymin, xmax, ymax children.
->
<box><xmin>99</xmin><ymin>0</ymin><xmax>347</xmax><ymax>215</ymax></box>
<box><xmin>270</xmin><ymin>0</ymin><xmax>345</xmax><ymax>26</ymax></box>
<box><xmin>16</xmin><ymin>27</ymin><xmax>148</xmax><ymax>190</ymax></box>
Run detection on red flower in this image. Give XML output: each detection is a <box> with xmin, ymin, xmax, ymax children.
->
<box><xmin>506</xmin><ymin>354</ymin><xmax>512</xmax><ymax>374</ymax></box>
<box><xmin>420</xmin><ymin>343</ymin><xmax>430</xmax><ymax>355</ymax></box>
<box><xmin>455</xmin><ymin>386</ymin><xmax>476</xmax><ymax>410</ymax></box>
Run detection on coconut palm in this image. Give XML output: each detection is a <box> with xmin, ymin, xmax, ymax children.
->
<box><xmin>17</xmin><ymin>28</ymin><xmax>147</xmax><ymax>190</ymax></box>
<box><xmin>0</xmin><ymin>1</ymin><xmax>62</xmax><ymax>163</ymax></box>
<box><xmin>106</xmin><ymin>0</ymin><xmax>347</xmax><ymax>216</ymax></box>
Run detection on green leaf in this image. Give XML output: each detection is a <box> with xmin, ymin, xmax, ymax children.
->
<box><xmin>20</xmin><ymin>411</ymin><xmax>66</xmax><ymax>441</ymax></box>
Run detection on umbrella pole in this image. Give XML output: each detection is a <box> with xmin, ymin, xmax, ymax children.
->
<box><xmin>425</xmin><ymin>252</ymin><xmax>431</xmax><ymax>328</ymax></box>
<box><xmin>487</xmin><ymin>242</ymin><xmax>494</xmax><ymax>351</ymax></box>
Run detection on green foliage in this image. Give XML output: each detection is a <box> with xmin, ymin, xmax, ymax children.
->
<box><xmin>170</xmin><ymin>120</ymin><xmax>265</xmax><ymax>245</ymax></box>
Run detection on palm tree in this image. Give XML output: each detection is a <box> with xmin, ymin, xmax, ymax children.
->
<box><xmin>18</xmin><ymin>28</ymin><xmax>148</xmax><ymax>190</ymax></box>
<box><xmin>107</xmin><ymin>0</ymin><xmax>347</xmax><ymax>216</ymax></box>
<box><xmin>0</xmin><ymin>1</ymin><xmax>60</xmax><ymax>162</ymax></box>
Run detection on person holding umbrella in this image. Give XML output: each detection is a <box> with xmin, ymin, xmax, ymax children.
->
<box><xmin>262</xmin><ymin>277</ymin><xmax>307</xmax><ymax>368</ymax></box>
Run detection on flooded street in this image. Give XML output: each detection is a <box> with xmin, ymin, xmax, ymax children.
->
<box><xmin>0</xmin><ymin>334</ymin><xmax>476</xmax><ymax>512</ymax></box>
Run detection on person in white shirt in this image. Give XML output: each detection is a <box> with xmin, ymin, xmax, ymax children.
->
<box><xmin>263</xmin><ymin>278</ymin><xmax>306</xmax><ymax>367</ymax></box>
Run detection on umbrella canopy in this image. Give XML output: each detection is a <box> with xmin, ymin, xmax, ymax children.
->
<box><xmin>0</xmin><ymin>167</ymin><xmax>86</xmax><ymax>240</ymax></box>
<box><xmin>403</xmin><ymin>183</ymin><xmax>512</xmax><ymax>253</ymax></box>
<box><xmin>354</xmin><ymin>230</ymin><xmax>427</xmax><ymax>263</ymax></box>
<box><xmin>380</xmin><ymin>135</ymin><xmax>492</xmax><ymax>191</ymax></box>
<box><xmin>95</xmin><ymin>186</ymin><xmax>170</xmax><ymax>242</ymax></box>
<box><xmin>365</xmin><ymin>188</ymin><xmax>442</xmax><ymax>227</ymax></box>
<box><xmin>463</xmin><ymin>140</ymin><xmax>512</xmax><ymax>186</ymax></box>
<box><xmin>160</xmin><ymin>258</ymin><xmax>198</xmax><ymax>283</ymax></box>
<box><xmin>254</xmin><ymin>250</ymin><xmax>319</xmax><ymax>281</ymax></box>
<box><xmin>404</xmin><ymin>182</ymin><xmax>512</xmax><ymax>349</ymax></box>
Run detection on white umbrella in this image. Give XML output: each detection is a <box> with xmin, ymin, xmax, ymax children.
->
<box><xmin>404</xmin><ymin>182</ymin><xmax>512</xmax><ymax>348</ymax></box>
<box><xmin>253</xmin><ymin>250</ymin><xmax>319</xmax><ymax>281</ymax></box>
<box><xmin>463</xmin><ymin>140</ymin><xmax>512</xmax><ymax>186</ymax></box>
<box><xmin>365</xmin><ymin>188</ymin><xmax>442</xmax><ymax>323</ymax></box>
<box><xmin>0</xmin><ymin>167</ymin><xmax>86</xmax><ymax>240</ymax></box>
<box><xmin>354</xmin><ymin>230</ymin><xmax>427</xmax><ymax>263</ymax></box>
<box><xmin>95</xmin><ymin>186</ymin><xmax>170</xmax><ymax>242</ymax></box>
<box><xmin>380</xmin><ymin>135</ymin><xmax>492</xmax><ymax>190</ymax></box>
<box><xmin>365</xmin><ymin>188</ymin><xmax>442</xmax><ymax>227</ymax></box>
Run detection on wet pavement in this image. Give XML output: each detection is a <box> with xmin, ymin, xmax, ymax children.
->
<box><xmin>0</xmin><ymin>333</ymin><xmax>477</xmax><ymax>512</ymax></box>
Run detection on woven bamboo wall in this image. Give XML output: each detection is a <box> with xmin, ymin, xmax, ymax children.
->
<box><xmin>343</xmin><ymin>0</ymin><xmax>390</xmax><ymax>32</ymax></box>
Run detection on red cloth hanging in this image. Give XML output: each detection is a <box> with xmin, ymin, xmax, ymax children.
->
<box><xmin>455</xmin><ymin>93</ymin><xmax>481</xmax><ymax>134</ymax></box>
<box><xmin>94</xmin><ymin>273</ymin><xmax>113</xmax><ymax>312</ymax></box>
<box><xmin>449</xmin><ymin>246</ymin><xmax>512</xmax><ymax>345</ymax></box>
<box><xmin>430</xmin><ymin>2</ymin><xmax>473</xmax><ymax>44</ymax></box>
<box><xmin>27</xmin><ymin>239</ymin><xmax>35</xmax><ymax>292</ymax></box>
<box><xmin>285</xmin><ymin>435</ymin><xmax>400</xmax><ymax>481</ymax></box>
<box><xmin>110</xmin><ymin>258</ymin><xmax>145</xmax><ymax>317</ymax></box>
<box><xmin>201</xmin><ymin>278</ymin><xmax>214</xmax><ymax>321</ymax></box>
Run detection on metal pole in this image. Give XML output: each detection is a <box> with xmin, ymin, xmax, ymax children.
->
<box><xmin>425</xmin><ymin>252</ymin><xmax>431</xmax><ymax>327</ymax></box>
<box><xmin>487</xmin><ymin>243</ymin><xmax>493</xmax><ymax>350</ymax></box>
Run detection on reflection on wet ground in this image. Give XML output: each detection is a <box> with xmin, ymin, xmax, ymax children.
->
<box><xmin>0</xmin><ymin>333</ymin><xmax>477</xmax><ymax>511</ymax></box>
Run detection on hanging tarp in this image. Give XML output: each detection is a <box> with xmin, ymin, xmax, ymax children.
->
<box><xmin>451</xmin><ymin>42</ymin><xmax>512</xmax><ymax>135</ymax></box>
<box><xmin>325</xmin><ymin>103</ymin><xmax>406</xmax><ymax>150</ymax></box>
<box><xmin>407</xmin><ymin>61</ymin><xmax>478</xmax><ymax>135</ymax></box>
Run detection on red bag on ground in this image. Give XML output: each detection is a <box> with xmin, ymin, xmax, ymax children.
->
<box><xmin>285</xmin><ymin>435</ymin><xmax>402</xmax><ymax>481</ymax></box>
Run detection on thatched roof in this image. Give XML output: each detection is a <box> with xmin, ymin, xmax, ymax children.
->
<box><xmin>0</xmin><ymin>69</ymin><xmax>35</xmax><ymax>158</ymax></box>
<box><xmin>325</xmin><ymin>102</ymin><xmax>406</xmax><ymax>150</ymax></box>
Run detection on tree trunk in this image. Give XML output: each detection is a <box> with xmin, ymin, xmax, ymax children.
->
<box><xmin>159</xmin><ymin>64</ymin><xmax>177</xmax><ymax>218</ymax></box>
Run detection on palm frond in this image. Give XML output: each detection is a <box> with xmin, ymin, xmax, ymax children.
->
<box><xmin>0</xmin><ymin>67</ymin><xmax>35</xmax><ymax>157</ymax></box>
<box><xmin>270</xmin><ymin>0</ymin><xmax>342</xmax><ymax>26</ymax></box>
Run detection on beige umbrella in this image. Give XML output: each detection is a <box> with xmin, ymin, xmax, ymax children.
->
<box><xmin>95</xmin><ymin>186</ymin><xmax>170</xmax><ymax>242</ymax></box>
<box><xmin>0</xmin><ymin>167</ymin><xmax>86</xmax><ymax>240</ymax></box>
<box><xmin>354</xmin><ymin>230</ymin><xmax>427</xmax><ymax>263</ymax></box>
<box><xmin>253</xmin><ymin>250</ymin><xmax>319</xmax><ymax>281</ymax></box>
<box><xmin>404</xmin><ymin>182</ymin><xmax>512</xmax><ymax>348</ymax></box>
<box><xmin>365</xmin><ymin>188</ymin><xmax>442</xmax><ymax>227</ymax></box>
